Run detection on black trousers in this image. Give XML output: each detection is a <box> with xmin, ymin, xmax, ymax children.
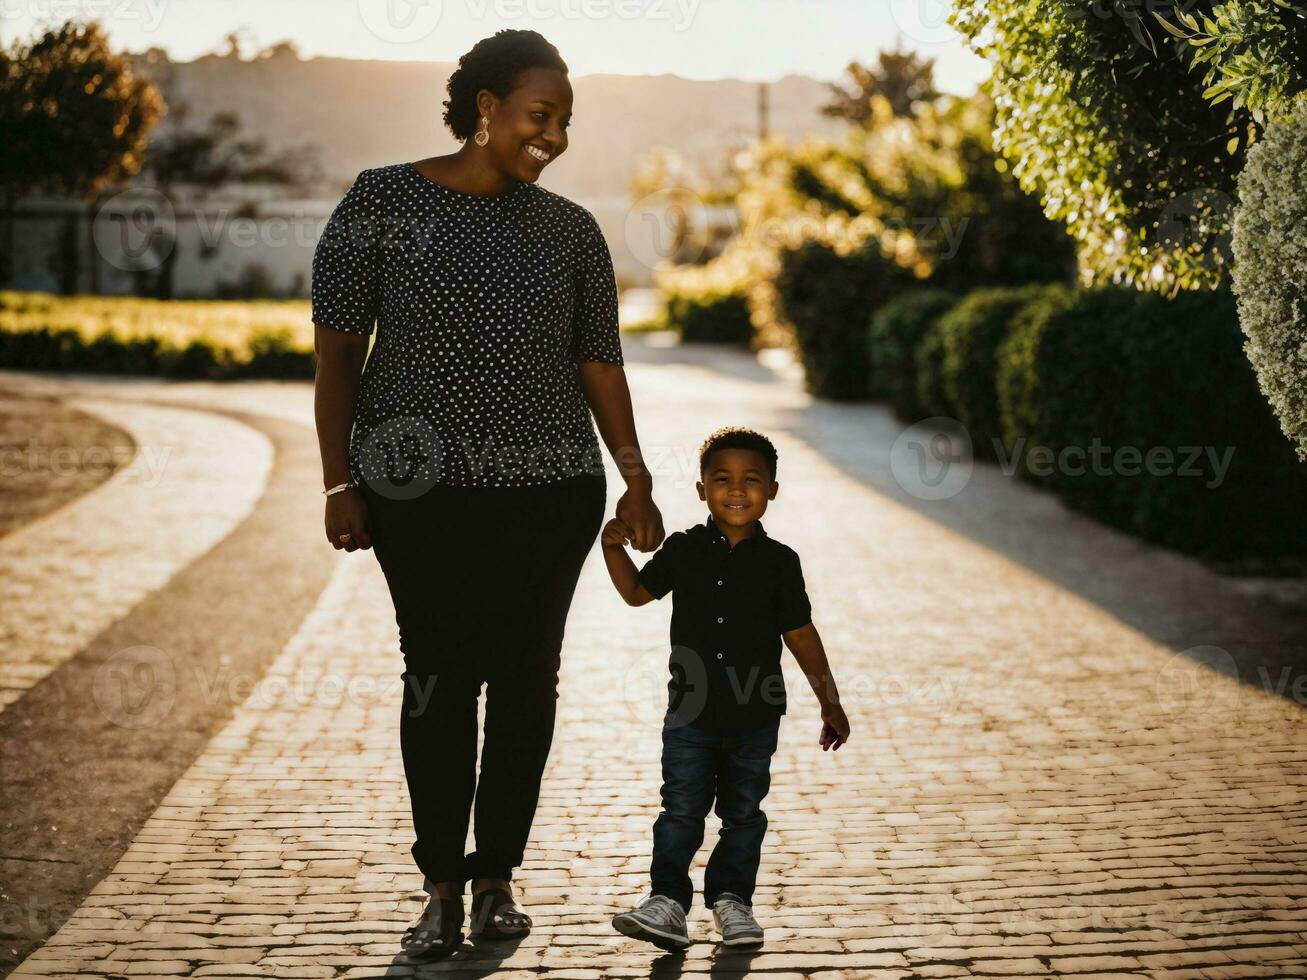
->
<box><xmin>360</xmin><ymin>471</ymin><xmax>606</xmax><ymax>891</ymax></box>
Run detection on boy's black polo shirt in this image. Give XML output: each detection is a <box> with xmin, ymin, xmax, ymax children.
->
<box><xmin>637</xmin><ymin>515</ymin><xmax>812</xmax><ymax>735</ymax></box>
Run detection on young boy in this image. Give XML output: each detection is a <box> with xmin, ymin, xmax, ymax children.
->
<box><xmin>600</xmin><ymin>426</ymin><xmax>850</xmax><ymax>950</ymax></box>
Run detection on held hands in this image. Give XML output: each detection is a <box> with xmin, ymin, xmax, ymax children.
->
<box><xmin>325</xmin><ymin>488</ymin><xmax>372</xmax><ymax>552</ymax></box>
<box><xmin>601</xmin><ymin>517</ymin><xmax>638</xmax><ymax>550</ymax></box>
<box><xmin>819</xmin><ymin>702</ymin><xmax>850</xmax><ymax>751</ymax></box>
<box><xmin>614</xmin><ymin>483</ymin><xmax>664</xmax><ymax>552</ymax></box>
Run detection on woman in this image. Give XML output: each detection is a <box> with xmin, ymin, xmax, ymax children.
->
<box><xmin>310</xmin><ymin>29</ymin><xmax>664</xmax><ymax>958</ymax></box>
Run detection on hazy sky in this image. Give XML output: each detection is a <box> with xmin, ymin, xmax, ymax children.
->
<box><xmin>2</xmin><ymin>0</ymin><xmax>988</xmax><ymax>91</ymax></box>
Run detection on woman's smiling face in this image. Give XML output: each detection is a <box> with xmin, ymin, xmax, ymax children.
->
<box><xmin>480</xmin><ymin>66</ymin><xmax>572</xmax><ymax>182</ymax></box>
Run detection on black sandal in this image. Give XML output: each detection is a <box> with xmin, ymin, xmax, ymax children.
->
<box><xmin>469</xmin><ymin>886</ymin><xmax>532</xmax><ymax>939</ymax></box>
<box><xmin>400</xmin><ymin>893</ymin><xmax>464</xmax><ymax>958</ymax></box>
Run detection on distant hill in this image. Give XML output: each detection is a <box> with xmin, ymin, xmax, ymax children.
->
<box><xmin>0</xmin><ymin>48</ymin><xmax>855</xmax><ymax>295</ymax></box>
<box><xmin>129</xmin><ymin>47</ymin><xmax>849</xmax><ymax>202</ymax></box>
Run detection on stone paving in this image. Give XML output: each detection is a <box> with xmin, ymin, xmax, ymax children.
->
<box><xmin>0</xmin><ymin>396</ymin><xmax>271</xmax><ymax>712</ymax></box>
<box><xmin>4</xmin><ymin>338</ymin><xmax>1307</xmax><ymax>978</ymax></box>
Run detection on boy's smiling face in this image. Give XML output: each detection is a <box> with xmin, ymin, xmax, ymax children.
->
<box><xmin>697</xmin><ymin>448</ymin><xmax>778</xmax><ymax>530</ymax></box>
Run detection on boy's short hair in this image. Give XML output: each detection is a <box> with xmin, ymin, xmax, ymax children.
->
<box><xmin>698</xmin><ymin>426</ymin><xmax>778</xmax><ymax>481</ymax></box>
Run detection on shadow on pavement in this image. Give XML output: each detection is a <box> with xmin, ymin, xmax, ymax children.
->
<box><xmin>775</xmin><ymin>396</ymin><xmax>1307</xmax><ymax>710</ymax></box>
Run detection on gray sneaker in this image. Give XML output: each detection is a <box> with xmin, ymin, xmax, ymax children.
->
<box><xmin>611</xmin><ymin>893</ymin><xmax>691</xmax><ymax>950</ymax></box>
<box><xmin>712</xmin><ymin>892</ymin><xmax>764</xmax><ymax>946</ymax></box>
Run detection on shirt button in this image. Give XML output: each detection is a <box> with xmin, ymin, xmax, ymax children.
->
<box><xmin>716</xmin><ymin>653</ymin><xmax>723</xmax><ymax>660</ymax></box>
<box><xmin>717</xmin><ymin>616</ymin><xmax>724</xmax><ymax>623</ymax></box>
<box><xmin>717</xmin><ymin>580</ymin><xmax>723</xmax><ymax>586</ymax></box>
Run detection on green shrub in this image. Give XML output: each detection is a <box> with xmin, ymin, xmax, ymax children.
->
<box><xmin>913</xmin><ymin>323</ymin><xmax>951</xmax><ymax>419</ymax></box>
<box><xmin>938</xmin><ymin>284</ymin><xmax>1066</xmax><ymax>460</ymax></box>
<box><xmin>159</xmin><ymin>340</ymin><xmax>224</xmax><ymax>378</ymax></box>
<box><xmin>775</xmin><ymin>240</ymin><xmax>915</xmax><ymax>400</ymax></box>
<box><xmin>235</xmin><ymin>329</ymin><xmax>316</xmax><ymax>379</ymax></box>
<box><xmin>665</xmin><ymin>293</ymin><xmax>752</xmax><ymax>344</ymax></box>
<box><xmin>867</xmin><ymin>289</ymin><xmax>958</xmax><ymax>420</ymax></box>
<box><xmin>0</xmin><ymin>321</ymin><xmax>312</xmax><ymax>380</ymax></box>
<box><xmin>996</xmin><ymin>285</ymin><xmax>1307</xmax><ymax>559</ymax></box>
<box><xmin>1231</xmin><ymin>106</ymin><xmax>1307</xmax><ymax>463</ymax></box>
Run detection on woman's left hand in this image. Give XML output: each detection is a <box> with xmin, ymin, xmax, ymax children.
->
<box><xmin>615</xmin><ymin>482</ymin><xmax>664</xmax><ymax>552</ymax></box>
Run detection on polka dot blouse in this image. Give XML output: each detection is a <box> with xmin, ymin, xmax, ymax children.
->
<box><xmin>311</xmin><ymin>162</ymin><xmax>625</xmax><ymax>490</ymax></box>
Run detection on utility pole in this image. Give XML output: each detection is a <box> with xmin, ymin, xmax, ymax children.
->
<box><xmin>757</xmin><ymin>80</ymin><xmax>770</xmax><ymax>141</ymax></box>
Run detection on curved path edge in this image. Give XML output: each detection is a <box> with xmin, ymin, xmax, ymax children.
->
<box><xmin>0</xmin><ymin>403</ymin><xmax>338</xmax><ymax>978</ymax></box>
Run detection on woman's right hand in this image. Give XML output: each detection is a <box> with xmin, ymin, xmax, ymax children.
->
<box><xmin>325</xmin><ymin>488</ymin><xmax>373</xmax><ymax>552</ymax></box>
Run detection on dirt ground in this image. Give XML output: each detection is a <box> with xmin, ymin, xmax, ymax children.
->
<box><xmin>0</xmin><ymin>389</ymin><xmax>135</xmax><ymax>540</ymax></box>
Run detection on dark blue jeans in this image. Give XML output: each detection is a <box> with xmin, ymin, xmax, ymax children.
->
<box><xmin>650</xmin><ymin>711</ymin><xmax>781</xmax><ymax>914</ymax></box>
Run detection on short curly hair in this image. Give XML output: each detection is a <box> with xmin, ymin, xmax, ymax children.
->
<box><xmin>698</xmin><ymin>426</ymin><xmax>779</xmax><ymax>481</ymax></box>
<box><xmin>442</xmin><ymin>30</ymin><xmax>569</xmax><ymax>142</ymax></box>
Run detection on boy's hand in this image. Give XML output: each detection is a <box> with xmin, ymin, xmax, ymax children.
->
<box><xmin>819</xmin><ymin>703</ymin><xmax>850</xmax><ymax>751</ymax></box>
<box><xmin>601</xmin><ymin>517</ymin><xmax>637</xmax><ymax>549</ymax></box>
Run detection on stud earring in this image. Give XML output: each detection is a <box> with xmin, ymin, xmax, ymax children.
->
<box><xmin>474</xmin><ymin>115</ymin><xmax>490</xmax><ymax>147</ymax></box>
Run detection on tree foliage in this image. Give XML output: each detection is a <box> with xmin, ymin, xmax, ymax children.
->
<box><xmin>0</xmin><ymin>19</ymin><xmax>164</xmax><ymax>283</ymax></box>
<box><xmin>949</xmin><ymin>0</ymin><xmax>1254</xmax><ymax>292</ymax></box>
<box><xmin>655</xmin><ymin>87</ymin><xmax>1075</xmax><ymax>355</ymax></box>
<box><xmin>821</xmin><ymin>47</ymin><xmax>941</xmax><ymax>124</ymax></box>
<box><xmin>1154</xmin><ymin>1</ymin><xmax>1307</xmax><ymax>118</ymax></box>
<box><xmin>0</xmin><ymin>20</ymin><xmax>164</xmax><ymax>200</ymax></box>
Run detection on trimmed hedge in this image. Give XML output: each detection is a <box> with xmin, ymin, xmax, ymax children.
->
<box><xmin>0</xmin><ymin>325</ymin><xmax>316</xmax><ymax>379</ymax></box>
<box><xmin>867</xmin><ymin>290</ymin><xmax>959</xmax><ymax>420</ymax></box>
<box><xmin>775</xmin><ymin>240</ymin><xmax>914</xmax><ymax>400</ymax></box>
<box><xmin>996</xmin><ymin>285</ymin><xmax>1307</xmax><ymax>559</ymax></box>
<box><xmin>665</xmin><ymin>292</ymin><xmax>752</xmax><ymax>344</ymax></box>
<box><xmin>1231</xmin><ymin>105</ymin><xmax>1307</xmax><ymax>462</ymax></box>
<box><xmin>938</xmin><ymin>284</ymin><xmax>1065</xmax><ymax>461</ymax></box>
<box><xmin>913</xmin><ymin>322</ymin><xmax>952</xmax><ymax>419</ymax></box>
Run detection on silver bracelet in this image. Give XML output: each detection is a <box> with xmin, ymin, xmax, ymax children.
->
<box><xmin>323</xmin><ymin>481</ymin><xmax>356</xmax><ymax>497</ymax></box>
